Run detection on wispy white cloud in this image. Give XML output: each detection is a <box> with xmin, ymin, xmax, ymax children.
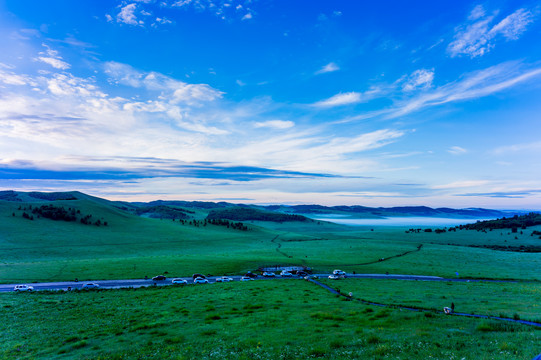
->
<box><xmin>448</xmin><ymin>6</ymin><xmax>535</xmax><ymax>58</ymax></box>
<box><xmin>253</xmin><ymin>120</ymin><xmax>294</xmax><ymax>129</ymax></box>
<box><xmin>432</xmin><ymin>180</ymin><xmax>490</xmax><ymax>189</ymax></box>
<box><xmin>0</xmin><ymin>69</ymin><xmax>35</xmax><ymax>86</ymax></box>
<box><xmin>388</xmin><ymin>62</ymin><xmax>541</xmax><ymax>119</ymax></box>
<box><xmin>34</xmin><ymin>44</ymin><xmax>71</xmax><ymax>70</ymax></box>
<box><xmin>312</xmin><ymin>92</ymin><xmax>362</xmax><ymax>108</ymax></box>
<box><xmin>315</xmin><ymin>62</ymin><xmax>340</xmax><ymax>75</ymax></box>
<box><xmin>401</xmin><ymin>69</ymin><xmax>434</xmax><ymax>91</ymax></box>
<box><xmin>36</xmin><ymin>57</ymin><xmax>71</xmax><ymax>70</ymax></box>
<box><xmin>447</xmin><ymin>146</ymin><xmax>467</xmax><ymax>155</ymax></box>
<box><xmin>104</xmin><ymin>61</ymin><xmax>223</xmax><ymax>105</ymax></box>
<box><xmin>492</xmin><ymin>141</ymin><xmax>541</xmax><ymax>155</ymax></box>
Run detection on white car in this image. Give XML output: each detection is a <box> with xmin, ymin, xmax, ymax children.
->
<box><xmin>328</xmin><ymin>274</ymin><xmax>341</xmax><ymax>280</ymax></box>
<box><xmin>172</xmin><ymin>278</ymin><xmax>188</xmax><ymax>284</ymax></box>
<box><xmin>14</xmin><ymin>285</ymin><xmax>34</xmax><ymax>292</ymax></box>
<box><xmin>280</xmin><ymin>271</ymin><xmax>293</xmax><ymax>277</ymax></box>
<box><xmin>215</xmin><ymin>276</ymin><xmax>233</xmax><ymax>282</ymax></box>
<box><xmin>82</xmin><ymin>283</ymin><xmax>99</xmax><ymax>289</ymax></box>
<box><xmin>262</xmin><ymin>272</ymin><xmax>276</xmax><ymax>277</ymax></box>
<box><xmin>332</xmin><ymin>269</ymin><xmax>346</xmax><ymax>276</ymax></box>
<box><xmin>240</xmin><ymin>276</ymin><xmax>254</xmax><ymax>281</ymax></box>
<box><xmin>194</xmin><ymin>277</ymin><xmax>209</xmax><ymax>284</ymax></box>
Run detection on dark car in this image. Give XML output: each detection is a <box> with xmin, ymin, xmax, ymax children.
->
<box><xmin>296</xmin><ymin>271</ymin><xmax>308</xmax><ymax>277</ymax></box>
<box><xmin>192</xmin><ymin>273</ymin><xmax>207</xmax><ymax>280</ymax></box>
<box><xmin>152</xmin><ymin>275</ymin><xmax>166</xmax><ymax>281</ymax></box>
<box><xmin>244</xmin><ymin>272</ymin><xmax>258</xmax><ymax>278</ymax></box>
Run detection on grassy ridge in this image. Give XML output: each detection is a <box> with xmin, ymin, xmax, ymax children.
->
<box><xmin>1</xmin><ymin>195</ymin><xmax>541</xmax><ymax>282</ymax></box>
<box><xmin>2</xmin><ymin>280</ymin><xmax>539</xmax><ymax>359</ymax></box>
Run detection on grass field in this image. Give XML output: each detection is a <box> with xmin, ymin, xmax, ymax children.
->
<box><xmin>2</xmin><ymin>194</ymin><xmax>541</xmax><ymax>359</ymax></box>
<box><xmin>1</xmin><ymin>198</ymin><xmax>541</xmax><ymax>282</ymax></box>
<box><xmin>2</xmin><ymin>280</ymin><xmax>540</xmax><ymax>359</ymax></box>
<box><xmin>318</xmin><ymin>278</ymin><xmax>541</xmax><ymax>323</ymax></box>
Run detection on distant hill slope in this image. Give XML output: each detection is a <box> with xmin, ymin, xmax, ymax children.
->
<box><xmin>0</xmin><ymin>190</ymin><xmax>521</xmax><ymax>220</ymax></box>
<box><xmin>266</xmin><ymin>204</ymin><xmax>508</xmax><ymax>219</ymax></box>
<box><xmin>206</xmin><ymin>207</ymin><xmax>309</xmax><ymax>223</ymax></box>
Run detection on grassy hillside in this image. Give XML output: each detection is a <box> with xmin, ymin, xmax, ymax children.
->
<box><xmin>2</xmin><ymin>280</ymin><xmax>539</xmax><ymax>359</ymax></box>
<box><xmin>1</xmin><ymin>192</ymin><xmax>541</xmax><ymax>283</ymax></box>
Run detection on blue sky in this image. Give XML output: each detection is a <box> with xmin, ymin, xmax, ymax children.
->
<box><xmin>0</xmin><ymin>0</ymin><xmax>540</xmax><ymax>208</ymax></box>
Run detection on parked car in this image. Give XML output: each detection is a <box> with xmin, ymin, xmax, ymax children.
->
<box><xmin>280</xmin><ymin>270</ymin><xmax>293</xmax><ymax>277</ymax></box>
<box><xmin>240</xmin><ymin>276</ymin><xmax>254</xmax><ymax>281</ymax></box>
<box><xmin>152</xmin><ymin>275</ymin><xmax>166</xmax><ymax>281</ymax></box>
<box><xmin>194</xmin><ymin>277</ymin><xmax>209</xmax><ymax>284</ymax></box>
<box><xmin>192</xmin><ymin>273</ymin><xmax>206</xmax><ymax>280</ymax></box>
<box><xmin>172</xmin><ymin>278</ymin><xmax>188</xmax><ymax>284</ymax></box>
<box><xmin>262</xmin><ymin>272</ymin><xmax>276</xmax><ymax>277</ymax></box>
<box><xmin>332</xmin><ymin>270</ymin><xmax>346</xmax><ymax>276</ymax></box>
<box><xmin>13</xmin><ymin>285</ymin><xmax>34</xmax><ymax>292</ymax></box>
<box><xmin>216</xmin><ymin>276</ymin><xmax>233</xmax><ymax>282</ymax></box>
<box><xmin>82</xmin><ymin>283</ymin><xmax>99</xmax><ymax>289</ymax></box>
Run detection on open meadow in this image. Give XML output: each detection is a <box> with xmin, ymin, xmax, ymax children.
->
<box><xmin>2</xmin><ymin>280</ymin><xmax>540</xmax><ymax>359</ymax></box>
<box><xmin>1</xmin><ymin>194</ymin><xmax>541</xmax><ymax>359</ymax></box>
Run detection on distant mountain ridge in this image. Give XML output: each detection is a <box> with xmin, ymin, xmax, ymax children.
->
<box><xmin>0</xmin><ymin>190</ymin><xmax>524</xmax><ymax>220</ymax></box>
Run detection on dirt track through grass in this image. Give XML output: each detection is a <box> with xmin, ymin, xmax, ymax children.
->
<box><xmin>309</xmin><ymin>278</ymin><xmax>541</xmax><ymax>328</ymax></box>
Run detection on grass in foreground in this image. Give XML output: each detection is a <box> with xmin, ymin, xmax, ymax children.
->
<box><xmin>319</xmin><ymin>278</ymin><xmax>541</xmax><ymax>323</ymax></box>
<box><xmin>2</xmin><ymin>280</ymin><xmax>540</xmax><ymax>359</ymax></box>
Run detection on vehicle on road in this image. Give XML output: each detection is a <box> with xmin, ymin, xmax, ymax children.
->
<box><xmin>262</xmin><ymin>272</ymin><xmax>276</xmax><ymax>277</ymax></box>
<box><xmin>172</xmin><ymin>278</ymin><xmax>188</xmax><ymax>284</ymax></box>
<box><xmin>82</xmin><ymin>283</ymin><xmax>99</xmax><ymax>289</ymax></box>
<box><xmin>280</xmin><ymin>270</ymin><xmax>293</xmax><ymax>277</ymax></box>
<box><xmin>296</xmin><ymin>271</ymin><xmax>308</xmax><ymax>277</ymax></box>
<box><xmin>304</xmin><ymin>275</ymin><xmax>319</xmax><ymax>280</ymax></box>
<box><xmin>328</xmin><ymin>274</ymin><xmax>342</xmax><ymax>280</ymax></box>
<box><xmin>216</xmin><ymin>276</ymin><xmax>233</xmax><ymax>282</ymax></box>
<box><xmin>244</xmin><ymin>272</ymin><xmax>258</xmax><ymax>278</ymax></box>
<box><xmin>194</xmin><ymin>277</ymin><xmax>209</xmax><ymax>284</ymax></box>
<box><xmin>333</xmin><ymin>270</ymin><xmax>346</xmax><ymax>276</ymax></box>
<box><xmin>192</xmin><ymin>273</ymin><xmax>206</xmax><ymax>280</ymax></box>
<box><xmin>14</xmin><ymin>285</ymin><xmax>34</xmax><ymax>292</ymax></box>
<box><xmin>152</xmin><ymin>275</ymin><xmax>166</xmax><ymax>281</ymax></box>
<box><xmin>240</xmin><ymin>276</ymin><xmax>254</xmax><ymax>281</ymax></box>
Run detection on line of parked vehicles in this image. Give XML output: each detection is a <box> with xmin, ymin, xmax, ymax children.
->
<box><xmin>12</xmin><ymin>269</ymin><xmax>348</xmax><ymax>291</ymax></box>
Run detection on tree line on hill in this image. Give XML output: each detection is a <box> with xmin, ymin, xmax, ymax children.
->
<box><xmin>206</xmin><ymin>207</ymin><xmax>309</xmax><ymax>223</ymax></box>
<box><xmin>15</xmin><ymin>204</ymin><xmax>107</xmax><ymax>226</ymax></box>
<box><xmin>175</xmin><ymin>218</ymin><xmax>249</xmax><ymax>231</ymax></box>
<box><xmin>454</xmin><ymin>213</ymin><xmax>541</xmax><ymax>231</ymax></box>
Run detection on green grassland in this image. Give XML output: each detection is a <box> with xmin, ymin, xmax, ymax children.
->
<box><xmin>2</xmin><ymin>193</ymin><xmax>541</xmax><ymax>359</ymax></box>
<box><xmin>1</xmin><ymin>197</ymin><xmax>541</xmax><ymax>282</ymax></box>
<box><xmin>318</xmin><ymin>278</ymin><xmax>541</xmax><ymax>322</ymax></box>
<box><xmin>2</xmin><ymin>280</ymin><xmax>540</xmax><ymax>359</ymax></box>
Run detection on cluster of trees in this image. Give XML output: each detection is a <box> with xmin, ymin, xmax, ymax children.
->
<box><xmin>207</xmin><ymin>218</ymin><xmax>249</xmax><ymax>231</ymax></box>
<box><xmin>16</xmin><ymin>204</ymin><xmax>107</xmax><ymax>226</ymax></box>
<box><xmin>27</xmin><ymin>192</ymin><xmax>77</xmax><ymax>201</ymax></box>
<box><xmin>457</xmin><ymin>213</ymin><xmax>541</xmax><ymax>231</ymax></box>
<box><xmin>405</xmin><ymin>228</ymin><xmax>451</xmax><ymax>234</ymax></box>
<box><xmin>176</xmin><ymin>218</ymin><xmax>249</xmax><ymax>231</ymax></box>
<box><xmin>206</xmin><ymin>208</ymin><xmax>308</xmax><ymax>223</ymax></box>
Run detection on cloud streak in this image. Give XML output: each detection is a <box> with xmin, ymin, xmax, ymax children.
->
<box><xmin>448</xmin><ymin>6</ymin><xmax>535</xmax><ymax>58</ymax></box>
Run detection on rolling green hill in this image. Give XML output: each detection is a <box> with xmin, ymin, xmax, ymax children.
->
<box><xmin>1</xmin><ymin>191</ymin><xmax>540</xmax><ymax>283</ymax></box>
